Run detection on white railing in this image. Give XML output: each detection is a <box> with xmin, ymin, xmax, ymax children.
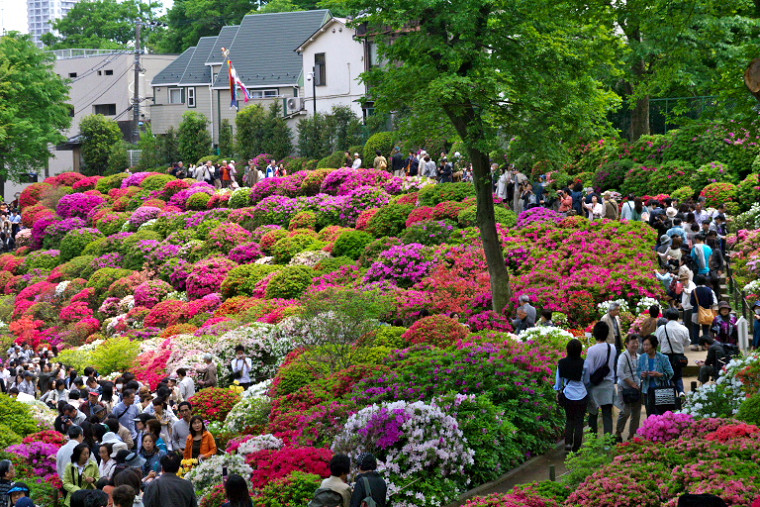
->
<box><xmin>48</xmin><ymin>48</ymin><xmax>132</xmax><ymax>60</ymax></box>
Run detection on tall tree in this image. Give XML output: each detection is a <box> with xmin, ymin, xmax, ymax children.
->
<box><xmin>218</xmin><ymin>119</ymin><xmax>234</xmax><ymax>157</ymax></box>
<box><xmin>178</xmin><ymin>111</ymin><xmax>213</xmax><ymax>164</ymax></box>
<box><xmin>159</xmin><ymin>127</ymin><xmax>180</xmax><ymax>166</ymax></box>
<box><xmin>235</xmin><ymin>103</ymin><xmax>293</xmax><ymax>160</ymax></box>
<box><xmin>159</xmin><ymin>0</ymin><xmax>256</xmax><ymax>53</ymax></box>
<box><xmin>611</xmin><ymin>0</ymin><xmax>760</xmax><ymax>139</ymax></box>
<box><xmin>42</xmin><ymin>0</ymin><xmax>163</xmax><ymax>50</ymax></box>
<box><xmin>354</xmin><ymin>0</ymin><xmax>619</xmax><ymax>313</ymax></box>
<box><xmin>0</xmin><ymin>33</ymin><xmax>71</xmax><ymax>182</ymax></box>
<box><xmin>80</xmin><ymin>114</ymin><xmax>124</xmax><ymax>176</ymax></box>
<box><xmin>136</xmin><ymin>125</ymin><xmax>163</xmax><ymax>170</ymax></box>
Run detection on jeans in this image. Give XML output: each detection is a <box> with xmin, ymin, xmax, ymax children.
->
<box><xmin>683</xmin><ymin>309</ymin><xmax>698</xmax><ymax>345</ymax></box>
<box><xmin>616</xmin><ymin>398</ymin><xmax>642</xmax><ymax>440</ymax></box>
<box><xmin>563</xmin><ymin>396</ymin><xmax>589</xmax><ymax>452</ymax></box>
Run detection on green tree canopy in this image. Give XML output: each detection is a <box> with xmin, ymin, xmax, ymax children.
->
<box><xmin>80</xmin><ymin>114</ymin><xmax>124</xmax><ymax>176</ymax></box>
<box><xmin>353</xmin><ymin>0</ymin><xmax>619</xmax><ymax>312</ymax></box>
<box><xmin>178</xmin><ymin>111</ymin><xmax>213</xmax><ymax>164</ymax></box>
<box><xmin>235</xmin><ymin>103</ymin><xmax>292</xmax><ymax>161</ymax></box>
<box><xmin>42</xmin><ymin>0</ymin><xmax>164</xmax><ymax>50</ymax></box>
<box><xmin>0</xmin><ymin>33</ymin><xmax>71</xmax><ymax>181</ymax></box>
<box><xmin>158</xmin><ymin>0</ymin><xmax>256</xmax><ymax>53</ymax></box>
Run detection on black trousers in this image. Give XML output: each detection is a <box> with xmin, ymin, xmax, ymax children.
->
<box><xmin>563</xmin><ymin>396</ymin><xmax>589</xmax><ymax>452</ymax></box>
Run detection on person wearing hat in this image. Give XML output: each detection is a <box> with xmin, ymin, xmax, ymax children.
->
<box><xmin>6</xmin><ymin>482</ymin><xmax>31</xmax><ymax>507</ymax></box>
<box><xmin>656</xmin><ymin>235</ymin><xmax>672</xmax><ymax>266</ymax></box>
<box><xmin>665</xmin><ymin>206</ymin><xmax>678</xmax><ymax>220</ymax></box>
<box><xmin>351</xmin><ymin>153</ymin><xmax>362</xmax><ymax>170</ymax></box>
<box><xmin>80</xmin><ymin>391</ymin><xmax>104</xmax><ymax>419</ymax></box>
<box><xmin>349</xmin><ymin>453</ymin><xmax>386</xmax><ymax>507</ymax></box>
<box><xmin>17</xmin><ymin>372</ymin><xmax>36</xmax><ymax>398</ymax></box>
<box><xmin>711</xmin><ymin>302</ymin><xmax>739</xmax><ymax>348</ymax></box>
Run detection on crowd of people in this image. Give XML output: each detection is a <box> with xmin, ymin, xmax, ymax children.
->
<box><xmin>0</xmin><ymin>341</ymin><xmax>389</xmax><ymax>507</ymax></box>
<box><xmin>552</xmin><ymin>194</ymin><xmax>744</xmax><ymax>453</ymax></box>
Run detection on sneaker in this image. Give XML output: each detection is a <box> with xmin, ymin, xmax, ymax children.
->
<box><xmin>679</xmin><ymin>392</ymin><xmax>686</xmax><ymax>397</ymax></box>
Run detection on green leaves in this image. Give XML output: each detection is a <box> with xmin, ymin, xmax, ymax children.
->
<box><xmin>80</xmin><ymin>114</ymin><xmax>123</xmax><ymax>176</ymax></box>
<box><xmin>0</xmin><ymin>34</ymin><xmax>70</xmax><ymax>180</ymax></box>
<box><xmin>178</xmin><ymin>111</ymin><xmax>213</xmax><ymax>164</ymax></box>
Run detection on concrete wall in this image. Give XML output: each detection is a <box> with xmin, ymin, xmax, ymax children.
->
<box><xmin>300</xmin><ymin>22</ymin><xmax>365</xmax><ymax>118</ymax></box>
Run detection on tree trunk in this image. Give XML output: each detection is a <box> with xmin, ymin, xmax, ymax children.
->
<box><xmin>630</xmin><ymin>94</ymin><xmax>650</xmax><ymax>141</ymax></box>
<box><xmin>629</xmin><ymin>58</ymin><xmax>649</xmax><ymax>141</ymax></box>
<box><xmin>444</xmin><ymin>106</ymin><xmax>512</xmax><ymax>314</ymax></box>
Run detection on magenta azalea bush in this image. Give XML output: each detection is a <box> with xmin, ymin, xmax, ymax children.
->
<box><xmin>365</xmin><ymin>243</ymin><xmax>433</xmax><ymax>288</ymax></box>
<box><xmin>56</xmin><ymin>193</ymin><xmax>106</xmax><ymax>219</ymax></box>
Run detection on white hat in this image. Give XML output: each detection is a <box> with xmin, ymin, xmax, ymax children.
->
<box><xmin>110</xmin><ymin>441</ymin><xmax>128</xmax><ymax>458</ymax></box>
<box><xmin>666</xmin><ymin>207</ymin><xmax>678</xmax><ymax>218</ymax></box>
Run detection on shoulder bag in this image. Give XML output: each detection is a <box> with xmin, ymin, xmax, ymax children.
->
<box><xmin>621</xmin><ymin>354</ymin><xmax>641</xmax><ymax>404</ymax></box>
<box><xmin>694</xmin><ymin>287</ymin><xmax>717</xmax><ymax>325</ymax></box>
<box><xmin>663</xmin><ymin>324</ymin><xmax>688</xmax><ymax>367</ymax></box>
<box><xmin>589</xmin><ymin>344</ymin><xmax>611</xmax><ymax>385</ymax></box>
<box><xmin>557</xmin><ymin>377</ymin><xmax>568</xmax><ymax>408</ymax></box>
<box><xmin>361</xmin><ymin>476</ymin><xmax>377</xmax><ymax>507</ymax></box>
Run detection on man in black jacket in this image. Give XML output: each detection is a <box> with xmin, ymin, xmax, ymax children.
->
<box><xmin>350</xmin><ymin>454</ymin><xmax>386</xmax><ymax>507</ymax></box>
<box><xmin>143</xmin><ymin>453</ymin><xmax>197</xmax><ymax>507</ymax></box>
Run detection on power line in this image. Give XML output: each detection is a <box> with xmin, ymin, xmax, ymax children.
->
<box><xmin>72</xmin><ymin>65</ymin><xmax>132</xmax><ymax>113</ymax></box>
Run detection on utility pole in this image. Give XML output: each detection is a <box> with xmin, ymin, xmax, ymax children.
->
<box><xmin>312</xmin><ymin>66</ymin><xmax>317</xmax><ymax>116</ymax></box>
<box><xmin>132</xmin><ymin>20</ymin><xmax>142</xmax><ymax>144</ymax></box>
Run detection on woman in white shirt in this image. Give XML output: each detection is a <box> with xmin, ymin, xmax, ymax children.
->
<box><xmin>583</xmin><ymin>195</ymin><xmax>604</xmax><ymax>220</ymax></box>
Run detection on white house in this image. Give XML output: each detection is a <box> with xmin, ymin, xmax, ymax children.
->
<box><xmin>295</xmin><ymin>17</ymin><xmax>366</xmax><ymax>120</ymax></box>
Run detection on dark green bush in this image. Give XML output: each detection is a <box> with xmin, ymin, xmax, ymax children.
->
<box><xmin>418</xmin><ymin>182</ymin><xmax>477</xmax><ymax>206</ymax></box>
<box><xmin>401</xmin><ymin>219</ymin><xmax>456</xmax><ymax>246</ymax></box>
<box><xmin>457</xmin><ymin>205</ymin><xmax>516</xmax><ymax>228</ymax></box>
<box><xmin>141</xmin><ymin>174</ymin><xmax>176</xmax><ymax>191</ymax></box>
<box><xmin>221</xmin><ymin>264</ymin><xmax>281</xmax><ymax>298</ymax></box>
<box><xmin>317</xmin><ymin>150</ymin><xmax>346</xmax><ymax>169</ymax></box>
<box><xmin>95</xmin><ymin>173</ymin><xmax>129</xmax><ymax>193</ymax></box>
<box><xmin>333</xmin><ymin>230</ymin><xmax>374</xmax><ymax>259</ymax></box>
<box><xmin>365</xmin><ymin>203</ymin><xmax>415</xmax><ymax>237</ymax></box>
<box><xmin>265</xmin><ymin>266</ymin><xmax>315</xmax><ymax>299</ymax></box>
<box><xmin>363</xmin><ymin>132</ymin><xmax>394</xmax><ymax>164</ymax></box>
<box><xmin>60</xmin><ymin>229</ymin><xmax>105</xmax><ymax>262</ymax></box>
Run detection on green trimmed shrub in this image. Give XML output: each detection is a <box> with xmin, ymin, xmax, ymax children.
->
<box><xmin>371</xmin><ymin>326</ymin><xmax>408</xmax><ymax>348</ymax></box>
<box><xmin>58</xmin><ymin>255</ymin><xmax>96</xmax><ymax>280</ymax></box>
<box><xmin>87</xmin><ymin>268</ymin><xmax>134</xmax><ymax>299</ymax></box>
<box><xmin>265</xmin><ymin>266</ymin><xmax>315</xmax><ymax>299</ymax></box>
<box><xmin>0</xmin><ymin>394</ymin><xmax>42</xmax><ymax>436</ymax></box>
<box><xmin>256</xmin><ymin>472</ymin><xmax>323</xmax><ymax>507</ymax></box>
<box><xmin>187</xmin><ymin>192</ymin><xmax>212</xmax><ymax>210</ymax></box>
<box><xmin>365</xmin><ymin>203</ymin><xmax>415</xmax><ymax>237</ymax></box>
<box><xmin>141</xmin><ymin>174</ymin><xmax>176</xmax><ymax>191</ymax></box>
<box><xmin>333</xmin><ymin>230</ymin><xmax>374</xmax><ymax>260</ymax></box>
<box><xmin>670</xmin><ymin>186</ymin><xmax>695</xmax><ymax>203</ymax></box>
<box><xmin>700</xmin><ymin>182</ymin><xmax>737</xmax><ymax>209</ymax></box>
<box><xmin>82</xmin><ymin>237</ymin><xmax>109</xmax><ymax>257</ymax></box>
<box><xmin>620</xmin><ymin>164</ymin><xmax>658</xmax><ymax>196</ymax></box>
<box><xmin>418</xmin><ymin>182</ymin><xmax>476</xmax><ymax>206</ymax></box>
<box><xmin>737</xmin><ymin>174</ymin><xmax>760</xmax><ymax>212</ymax></box>
<box><xmin>229</xmin><ymin>188</ymin><xmax>252</xmax><ymax>208</ymax></box>
<box><xmin>0</xmin><ymin>423</ymin><xmax>21</xmax><ymax>449</ymax></box>
<box><xmin>648</xmin><ymin>160</ymin><xmax>694</xmax><ymax>194</ymax></box>
<box><xmin>271</xmin><ymin>234</ymin><xmax>322</xmax><ymax>264</ymax></box>
<box><xmin>95</xmin><ymin>172</ymin><xmax>129</xmax><ymax>193</ymax></box>
<box><xmin>737</xmin><ymin>391</ymin><xmax>760</xmax><ymax>425</ymax></box>
<box><xmin>317</xmin><ymin>150</ymin><xmax>346</xmax><ymax>169</ymax></box>
<box><xmin>91</xmin><ymin>336</ymin><xmax>140</xmax><ymax>375</ymax></box>
<box><xmin>314</xmin><ymin>256</ymin><xmax>356</xmax><ymax>274</ymax></box>
<box><xmin>694</xmin><ymin>161</ymin><xmax>739</xmax><ymax>188</ymax></box>
<box><xmin>457</xmin><ymin>205</ymin><xmax>516</xmax><ymax>228</ymax></box>
<box><xmin>363</xmin><ymin>132</ymin><xmax>394</xmax><ymax>165</ymax></box>
<box><xmin>23</xmin><ymin>249</ymin><xmax>61</xmax><ymax>272</ymax></box>
<box><xmin>60</xmin><ymin>228</ymin><xmax>105</xmax><ymax>262</ymax></box>
<box><xmin>221</xmin><ymin>264</ymin><xmax>281</xmax><ymax>298</ymax></box>
<box><xmin>300</xmin><ymin>169</ymin><xmax>335</xmax><ymax>196</ymax></box>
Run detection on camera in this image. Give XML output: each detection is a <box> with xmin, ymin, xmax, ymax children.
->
<box><xmin>61</xmin><ymin>415</ymin><xmax>71</xmax><ymax>423</ymax></box>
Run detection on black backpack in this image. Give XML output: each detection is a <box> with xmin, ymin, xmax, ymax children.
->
<box><xmin>589</xmin><ymin>344</ymin><xmax>611</xmax><ymax>385</ymax></box>
<box><xmin>308</xmin><ymin>488</ymin><xmax>344</xmax><ymax>507</ymax></box>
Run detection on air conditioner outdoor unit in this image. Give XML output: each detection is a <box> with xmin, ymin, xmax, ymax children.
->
<box><xmin>285</xmin><ymin>97</ymin><xmax>304</xmax><ymax>114</ymax></box>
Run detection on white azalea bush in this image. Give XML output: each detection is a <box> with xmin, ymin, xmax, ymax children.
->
<box><xmin>184</xmin><ymin>453</ymin><xmax>252</xmax><ymax>492</ymax></box>
<box><xmin>332</xmin><ymin>400</ymin><xmax>474</xmax><ymax>507</ymax></box>
<box><xmin>223</xmin><ymin>394</ymin><xmax>272</xmax><ymax>433</ymax></box>
<box><xmin>680</xmin><ymin>353</ymin><xmax>756</xmax><ymax>418</ymax></box>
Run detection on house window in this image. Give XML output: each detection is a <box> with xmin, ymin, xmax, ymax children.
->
<box><xmin>314</xmin><ymin>53</ymin><xmax>326</xmax><ymax>86</ymax></box>
<box><xmin>104</xmin><ymin>69</ymin><xmax>113</xmax><ymax>76</ymax></box>
<box><xmin>250</xmin><ymin>89</ymin><xmax>279</xmax><ymax>99</ymax></box>
<box><xmin>187</xmin><ymin>87</ymin><xmax>196</xmax><ymax>108</ymax></box>
<box><xmin>68</xmin><ymin>72</ymin><xmax>77</xmax><ymax>78</ymax></box>
<box><xmin>93</xmin><ymin>103</ymin><xmax>116</xmax><ymax>115</ymax></box>
<box><xmin>168</xmin><ymin>88</ymin><xmax>185</xmax><ymax>104</ymax></box>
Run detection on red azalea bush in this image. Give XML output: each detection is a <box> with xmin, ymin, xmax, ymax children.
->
<box><xmin>208</xmin><ymin>223</ymin><xmax>252</xmax><ymax>254</ymax></box>
<box><xmin>246</xmin><ymin>446</ymin><xmax>332</xmax><ymax>489</ymax></box>
<box><xmin>405</xmin><ymin>206</ymin><xmax>435</xmax><ymax>227</ymax></box>
<box><xmin>705</xmin><ymin>423</ymin><xmax>760</xmax><ymax>442</ymax></box>
<box><xmin>133</xmin><ymin>279</ymin><xmax>173</xmax><ymax>309</ymax></box>
<box><xmin>402</xmin><ymin>315</ymin><xmax>470</xmax><ymax>347</ymax></box>
<box><xmin>356</xmin><ymin>208</ymin><xmax>380</xmax><ymax>230</ymax></box>
<box><xmin>188</xmin><ymin>388</ymin><xmax>241</xmax><ymax>423</ymax></box>
<box><xmin>22</xmin><ymin>430</ymin><xmax>66</xmax><ymax>446</ymax></box>
<box><xmin>144</xmin><ymin>300</ymin><xmax>187</xmax><ymax>328</ymax></box>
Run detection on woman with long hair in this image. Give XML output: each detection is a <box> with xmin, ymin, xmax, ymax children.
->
<box><xmin>554</xmin><ymin>339</ymin><xmax>588</xmax><ymax>453</ymax></box>
<box><xmin>184</xmin><ymin>416</ymin><xmax>217</xmax><ymax>460</ymax></box>
<box><xmin>222</xmin><ymin>474</ymin><xmax>252</xmax><ymax>507</ymax></box>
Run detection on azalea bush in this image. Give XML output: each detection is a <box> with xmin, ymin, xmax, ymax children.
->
<box><xmin>188</xmin><ymin>387</ymin><xmax>242</xmax><ymax>423</ymax></box>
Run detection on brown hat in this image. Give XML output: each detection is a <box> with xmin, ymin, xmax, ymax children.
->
<box><xmin>718</xmin><ymin>301</ymin><xmax>731</xmax><ymax>310</ymax></box>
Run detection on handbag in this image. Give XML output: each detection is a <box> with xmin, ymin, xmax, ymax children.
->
<box><xmin>621</xmin><ymin>354</ymin><xmax>641</xmax><ymax>404</ymax></box>
<box><xmin>694</xmin><ymin>287</ymin><xmax>717</xmax><ymax>325</ymax></box>
<box><xmin>651</xmin><ymin>383</ymin><xmax>677</xmax><ymax>408</ymax></box>
<box><xmin>663</xmin><ymin>325</ymin><xmax>688</xmax><ymax>368</ymax></box>
<box><xmin>589</xmin><ymin>344</ymin><xmax>611</xmax><ymax>385</ymax></box>
<box><xmin>557</xmin><ymin>378</ymin><xmax>568</xmax><ymax>408</ymax></box>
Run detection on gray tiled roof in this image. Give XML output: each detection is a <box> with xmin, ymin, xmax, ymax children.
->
<box><xmin>206</xmin><ymin>25</ymin><xmax>240</xmax><ymax>65</ymax></box>
<box><xmin>212</xmin><ymin>10</ymin><xmax>332</xmax><ymax>89</ymax></box>
<box><xmin>178</xmin><ymin>36</ymin><xmax>218</xmax><ymax>85</ymax></box>
<box><xmin>151</xmin><ymin>46</ymin><xmax>194</xmax><ymax>86</ymax></box>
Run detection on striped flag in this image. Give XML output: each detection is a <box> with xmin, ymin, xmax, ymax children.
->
<box><xmin>223</xmin><ymin>48</ymin><xmax>250</xmax><ymax>109</ymax></box>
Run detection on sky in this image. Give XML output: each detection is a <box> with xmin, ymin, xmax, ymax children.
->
<box><xmin>1</xmin><ymin>0</ymin><xmax>174</xmax><ymax>36</ymax></box>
